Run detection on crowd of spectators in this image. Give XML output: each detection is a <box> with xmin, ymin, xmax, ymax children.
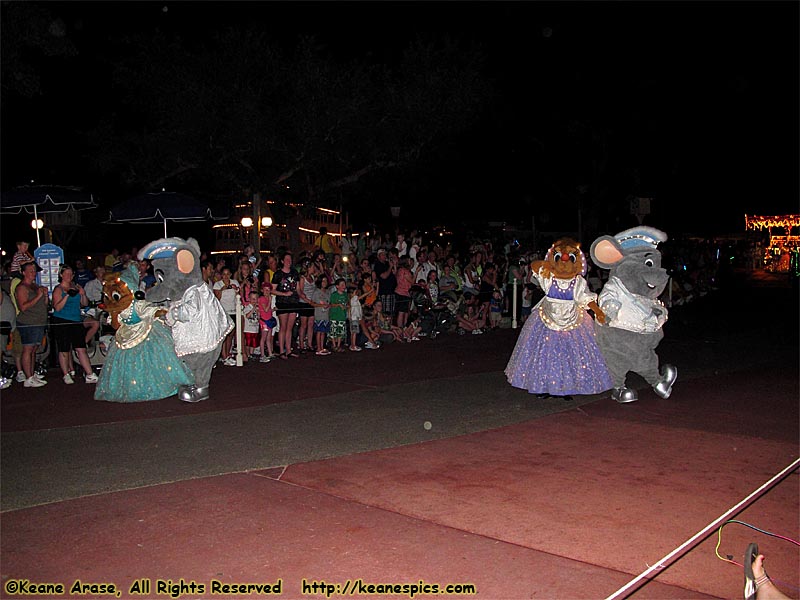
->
<box><xmin>0</xmin><ymin>228</ymin><xmax>767</xmax><ymax>388</ymax></box>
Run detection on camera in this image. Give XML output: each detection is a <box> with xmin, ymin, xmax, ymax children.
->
<box><xmin>67</xmin><ymin>288</ymin><xmax>79</xmax><ymax>297</ymax></box>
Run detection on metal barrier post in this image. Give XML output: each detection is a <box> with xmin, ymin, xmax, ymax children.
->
<box><xmin>235</xmin><ymin>295</ymin><xmax>243</xmax><ymax>367</ymax></box>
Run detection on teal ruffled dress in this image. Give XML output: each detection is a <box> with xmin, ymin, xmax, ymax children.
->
<box><xmin>95</xmin><ymin>300</ymin><xmax>193</xmax><ymax>402</ymax></box>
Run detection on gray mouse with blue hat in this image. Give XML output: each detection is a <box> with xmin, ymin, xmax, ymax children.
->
<box><xmin>138</xmin><ymin>237</ymin><xmax>233</xmax><ymax>403</ymax></box>
<box><xmin>589</xmin><ymin>226</ymin><xmax>677</xmax><ymax>403</ymax></box>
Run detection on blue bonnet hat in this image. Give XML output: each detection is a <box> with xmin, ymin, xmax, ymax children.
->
<box><xmin>614</xmin><ymin>227</ymin><xmax>667</xmax><ymax>251</ymax></box>
<box><xmin>120</xmin><ymin>263</ymin><xmax>140</xmax><ymax>291</ymax></box>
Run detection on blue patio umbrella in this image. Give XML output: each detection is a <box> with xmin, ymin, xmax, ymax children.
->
<box><xmin>107</xmin><ymin>191</ymin><xmax>229</xmax><ymax>237</ymax></box>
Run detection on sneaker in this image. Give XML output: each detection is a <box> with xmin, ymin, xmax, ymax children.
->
<box><xmin>84</xmin><ymin>372</ymin><xmax>99</xmax><ymax>384</ymax></box>
<box><xmin>349</xmin><ymin>346</ymin><xmax>362</xmax><ymax>352</ymax></box>
<box><xmin>16</xmin><ymin>371</ymin><xmax>26</xmax><ymax>383</ymax></box>
<box><xmin>411</xmin><ymin>336</ymin><xmax>421</xmax><ymax>341</ymax></box>
<box><xmin>223</xmin><ymin>357</ymin><xmax>237</xmax><ymax>366</ymax></box>
<box><xmin>0</xmin><ymin>377</ymin><xmax>11</xmax><ymax>390</ymax></box>
<box><xmin>63</xmin><ymin>372</ymin><xmax>75</xmax><ymax>385</ymax></box>
<box><xmin>417</xmin><ymin>332</ymin><xmax>427</xmax><ymax>337</ymax></box>
<box><xmin>472</xmin><ymin>329</ymin><xmax>483</xmax><ymax>335</ymax></box>
<box><xmin>364</xmin><ymin>342</ymin><xmax>375</xmax><ymax>349</ymax></box>
<box><xmin>259</xmin><ymin>355</ymin><xmax>272</xmax><ymax>363</ymax></box>
<box><xmin>24</xmin><ymin>376</ymin><xmax>46</xmax><ymax>388</ymax></box>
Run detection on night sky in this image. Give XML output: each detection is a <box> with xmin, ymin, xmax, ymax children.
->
<box><xmin>1</xmin><ymin>1</ymin><xmax>798</xmax><ymax>247</ymax></box>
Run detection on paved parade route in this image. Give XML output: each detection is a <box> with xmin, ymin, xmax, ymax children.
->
<box><xmin>1</xmin><ymin>274</ymin><xmax>798</xmax><ymax>598</ymax></box>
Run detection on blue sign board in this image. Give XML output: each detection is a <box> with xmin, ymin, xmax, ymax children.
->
<box><xmin>33</xmin><ymin>243</ymin><xmax>64</xmax><ymax>297</ymax></box>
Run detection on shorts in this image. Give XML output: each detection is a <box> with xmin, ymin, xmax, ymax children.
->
<box><xmin>51</xmin><ymin>317</ymin><xmax>86</xmax><ymax>352</ymax></box>
<box><xmin>394</xmin><ymin>294</ymin><xmax>411</xmax><ymax>313</ymax></box>
<box><xmin>521</xmin><ymin>306</ymin><xmax>533</xmax><ymax>317</ymax></box>
<box><xmin>17</xmin><ymin>324</ymin><xmax>47</xmax><ymax>347</ymax></box>
<box><xmin>296</xmin><ymin>303</ymin><xmax>315</xmax><ymax>318</ymax></box>
<box><xmin>314</xmin><ymin>320</ymin><xmax>330</xmax><ymax>334</ymax></box>
<box><xmin>329</xmin><ymin>320</ymin><xmax>346</xmax><ymax>340</ymax></box>
<box><xmin>260</xmin><ymin>317</ymin><xmax>277</xmax><ymax>331</ymax></box>
<box><xmin>490</xmin><ymin>311</ymin><xmax>502</xmax><ymax>323</ymax></box>
<box><xmin>378</xmin><ymin>294</ymin><xmax>395</xmax><ymax>316</ymax></box>
<box><xmin>244</xmin><ymin>332</ymin><xmax>259</xmax><ymax>347</ymax></box>
<box><xmin>349</xmin><ymin>319</ymin><xmax>361</xmax><ymax>334</ymax></box>
<box><xmin>275</xmin><ymin>300</ymin><xmax>308</xmax><ymax>316</ymax></box>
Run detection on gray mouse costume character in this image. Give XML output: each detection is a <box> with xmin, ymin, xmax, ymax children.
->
<box><xmin>138</xmin><ymin>237</ymin><xmax>233</xmax><ymax>402</ymax></box>
<box><xmin>589</xmin><ymin>226</ymin><xmax>677</xmax><ymax>403</ymax></box>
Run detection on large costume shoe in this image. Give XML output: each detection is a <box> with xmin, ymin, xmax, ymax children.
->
<box><xmin>191</xmin><ymin>385</ymin><xmax>210</xmax><ymax>403</ymax></box>
<box><xmin>612</xmin><ymin>387</ymin><xmax>638</xmax><ymax>403</ymax></box>
<box><xmin>653</xmin><ymin>364</ymin><xmax>678</xmax><ymax>399</ymax></box>
<box><xmin>178</xmin><ymin>385</ymin><xmax>197</xmax><ymax>403</ymax></box>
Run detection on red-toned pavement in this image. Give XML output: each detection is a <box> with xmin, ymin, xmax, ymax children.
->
<box><xmin>1</xmin><ymin>272</ymin><xmax>798</xmax><ymax>599</ymax></box>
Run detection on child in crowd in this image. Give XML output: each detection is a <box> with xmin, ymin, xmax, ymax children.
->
<box><xmin>258</xmin><ymin>281</ymin><xmax>277</xmax><ymax>362</ymax></box>
<box><xmin>489</xmin><ymin>289</ymin><xmax>503</xmax><ymax>330</ymax></box>
<box><xmin>10</xmin><ymin>241</ymin><xmax>34</xmax><ymax>278</ymax></box>
<box><xmin>359</xmin><ymin>271</ymin><xmax>377</xmax><ymax>308</ymax></box>
<box><xmin>328</xmin><ymin>278</ymin><xmax>348</xmax><ymax>353</ymax></box>
<box><xmin>347</xmin><ymin>284</ymin><xmax>371</xmax><ymax>352</ymax></box>
<box><xmin>242</xmin><ymin>290</ymin><xmax>260</xmax><ymax>361</ymax></box>
<box><xmin>457</xmin><ymin>298</ymin><xmax>485</xmax><ymax>334</ymax></box>
<box><xmin>311</xmin><ymin>275</ymin><xmax>332</xmax><ymax>356</ymax></box>
<box><xmin>402</xmin><ymin>315</ymin><xmax>422</xmax><ymax>342</ymax></box>
<box><xmin>372</xmin><ymin>299</ymin><xmax>405</xmax><ymax>343</ymax></box>
<box><xmin>426</xmin><ymin>270</ymin><xmax>440</xmax><ymax>305</ymax></box>
<box><xmin>359</xmin><ymin>306</ymin><xmax>382</xmax><ymax>349</ymax></box>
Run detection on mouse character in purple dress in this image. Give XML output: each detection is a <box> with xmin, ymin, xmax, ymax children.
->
<box><xmin>505</xmin><ymin>237</ymin><xmax>613</xmax><ymax>400</ymax></box>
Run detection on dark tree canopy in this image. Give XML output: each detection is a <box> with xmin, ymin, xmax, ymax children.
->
<box><xmin>87</xmin><ymin>26</ymin><xmax>493</xmax><ymax>215</ymax></box>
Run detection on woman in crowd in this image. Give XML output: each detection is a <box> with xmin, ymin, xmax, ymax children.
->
<box><xmin>50</xmin><ymin>264</ymin><xmax>98</xmax><ymax>384</ymax></box>
<box><xmin>296</xmin><ymin>260</ymin><xmax>318</xmax><ymax>353</ymax></box>
<box><xmin>14</xmin><ymin>261</ymin><xmax>50</xmax><ymax>387</ymax></box>
<box><xmin>272</xmin><ymin>251</ymin><xmax>301</xmax><ymax>359</ymax></box>
<box><xmin>394</xmin><ymin>256</ymin><xmax>414</xmax><ymax>330</ymax></box>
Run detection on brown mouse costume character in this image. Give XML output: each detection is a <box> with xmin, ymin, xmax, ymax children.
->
<box><xmin>98</xmin><ymin>271</ymin><xmax>136</xmax><ymax>330</ymax></box>
<box><xmin>505</xmin><ymin>238</ymin><xmax>613</xmax><ymax>400</ymax></box>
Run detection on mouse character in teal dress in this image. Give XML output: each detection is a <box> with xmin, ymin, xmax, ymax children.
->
<box><xmin>95</xmin><ymin>264</ymin><xmax>193</xmax><ymax>402</ymax></box>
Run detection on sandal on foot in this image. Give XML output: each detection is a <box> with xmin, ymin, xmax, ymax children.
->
<box><xmin>279</xmin><ymin>353</ymin><xmax>288</xmax><ymax>360</ymax></box>
<box><xmin>744</xmin><ymin>542</ymin><xmax>759</xmax><ymax>600</ymax></box>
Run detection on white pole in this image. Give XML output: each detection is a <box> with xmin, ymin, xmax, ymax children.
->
<box><xmin>163</xmin><ymin>218</ymin><xmax>168</xmax><ymax>239</ymax></box>
<box><xmin>604</xmin><ymin>457</ymin><xmax>800</xmax><ymax>600</ymax></box>
<box><xmin>33</xmin><ymin>204</ymin><xmax>41</xmax><ymax>247</ymax></box>
<box><xmin>235</xmin><ymin>294</ymin><xmax>244</xmax><ymax>367</ymax></box>
<box><xmin>511</xmin><ymin>278</ymin><xmax>518</xmax><ymax>329</ymax></box>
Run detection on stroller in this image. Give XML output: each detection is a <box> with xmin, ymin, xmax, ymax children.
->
<box><xmin>410</xmin><ymin>285</ymin><xmax>458</xmax><ymax>339</ymax></box>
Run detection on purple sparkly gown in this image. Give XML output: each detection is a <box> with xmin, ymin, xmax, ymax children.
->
<box><xmin>505</xmin><ymin>273</ymin><xmax>612</xmax><ymax>396</ymax></box>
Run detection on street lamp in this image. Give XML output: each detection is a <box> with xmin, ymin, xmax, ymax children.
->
<box><xmin>261</xmin><ymin>216</ymin><xmax>273</xmax><ymax>228</ymax></box>
<box><xmin>31</xmin><ymin>218</ymin><xmax>44</xmax><ymax>247</ymax></box>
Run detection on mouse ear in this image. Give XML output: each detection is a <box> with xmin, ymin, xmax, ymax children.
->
<box><xmin>176</xmin><ymin>249</ymin><xmax>195</xmax><ymax>274</ymax></box>
<box><xmin>590</xmin><ymin>236</ymin><xmax>624</xmax><ymax>269</ymax></box>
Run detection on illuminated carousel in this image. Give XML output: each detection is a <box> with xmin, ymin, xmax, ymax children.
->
<box><xmin>745</xmin><ymin>214</ymin><xmax>800</xmax><ymax>273</ymax></box>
